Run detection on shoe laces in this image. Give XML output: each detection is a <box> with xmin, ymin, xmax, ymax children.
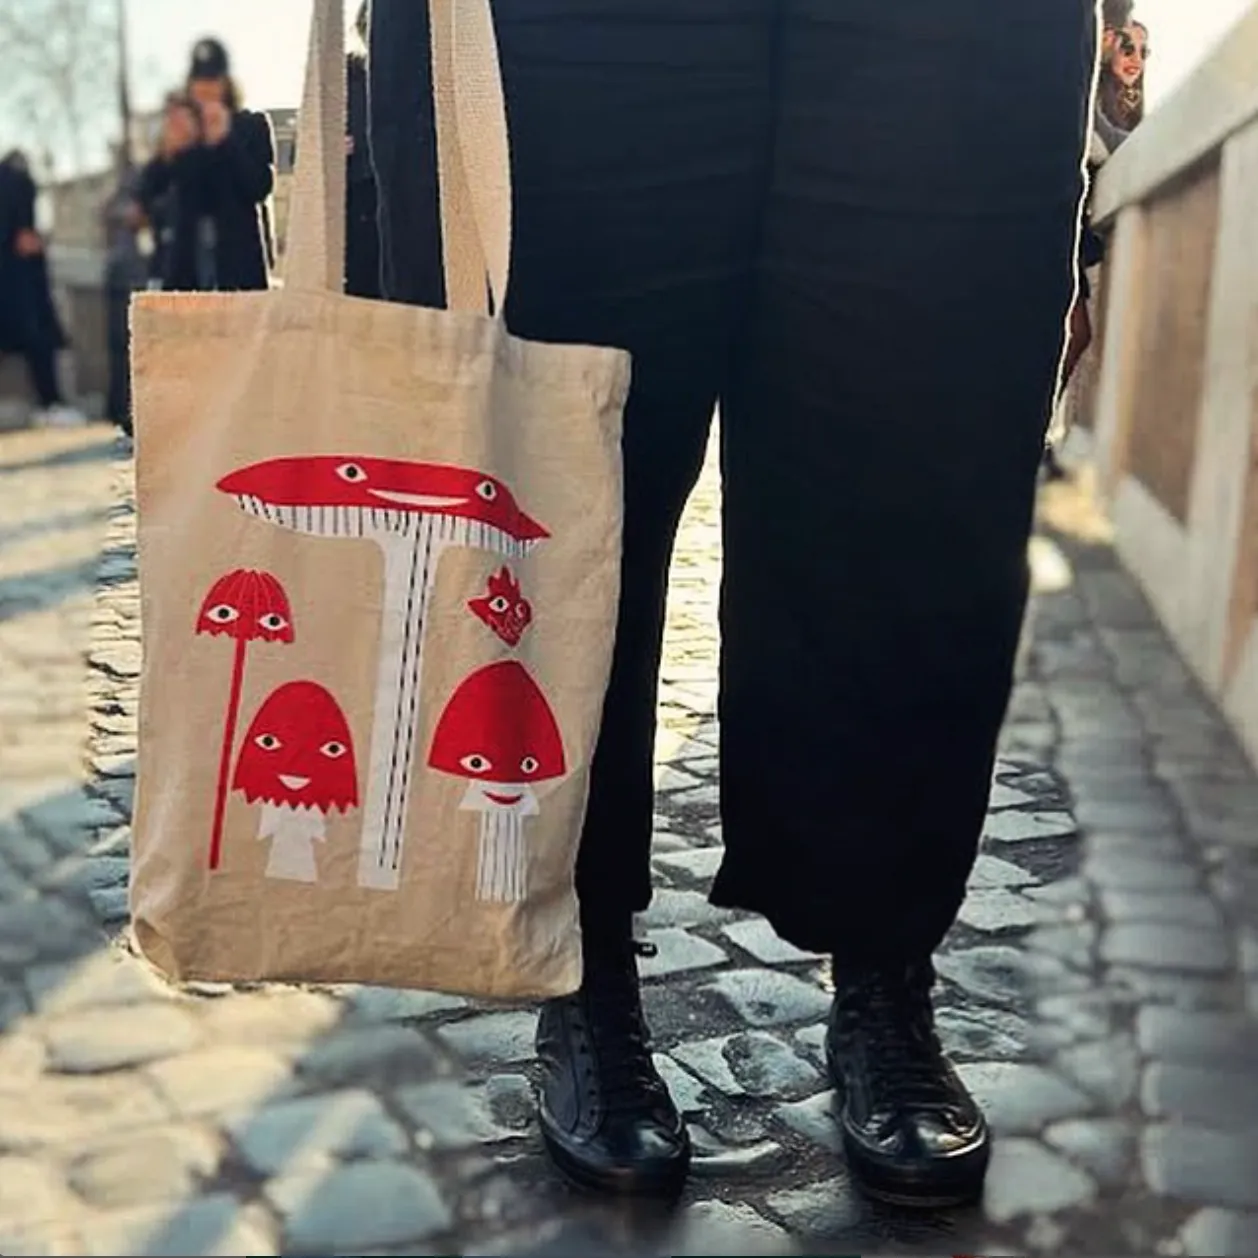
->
<box><xmin>840</xmin><ymin>968</ymin><xmax>956</xmax><ymax>1112</ymax></box>
<box><xmin>579</xmin><ymin>940</ymin><xmax>668</xmax><ymax>1116</ymax></box>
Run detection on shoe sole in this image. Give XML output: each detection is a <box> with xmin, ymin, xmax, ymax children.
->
<box><xmin>540</xmin><ymin>1123</ymin><xmax>691</xmax><ymax>1200</ymax></box>
<box><xmin>826</xmin><ymin>1042</ymin><xmax>990</xmax><ymax>1210</ymax></box>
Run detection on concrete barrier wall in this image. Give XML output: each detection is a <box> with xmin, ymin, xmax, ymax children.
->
<box><xmin>1083</xmin><ymin>1</ymin><xmax>1258</xmax><ymax>762</ymax></box>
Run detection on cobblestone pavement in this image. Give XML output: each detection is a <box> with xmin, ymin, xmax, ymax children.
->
<box><xmin>3</xmin><ymin>426</ymin><xmax>1258</xmax><ymax>1256</ymax></box>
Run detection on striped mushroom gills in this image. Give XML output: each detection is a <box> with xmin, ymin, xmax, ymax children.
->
<box><xmin>216</xmin><ymin>456</ymin><xmax>549</xmax><ymax>890</ymax></box>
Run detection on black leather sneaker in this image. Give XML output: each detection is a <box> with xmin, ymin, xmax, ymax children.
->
<box><xmin>536</xmin><ymin>940</ymin><xmax>691</xmax><ymax>1197</ymax></box>
<box><xmin>825</xmin><ymin>961</ymin><xmax>990</xmax><ymax>1207</ymax></box>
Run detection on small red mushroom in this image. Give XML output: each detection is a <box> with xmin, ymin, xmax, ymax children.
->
<box><xmin>468</xmin><ymin>566</ymin><xmax>533</xmax><ymax>647</ymax></box>
<box><xmin>428</xmin><ymin>661</ymin><xmax>566</xmax><ymax>903</ymax></box>
<box><xmin>216</xmin><ymin>456</ymin><xmax>550</xmax><ymax>892</ymax></box>
<box><xmin>195</xmin><ymin>570</ymin><xmax>295</xmax><ymax>872</ymax></box>
<box><xmin>232</xmin><ymin>680</ymin><xmax>358</xmax><ymax>883</ymax></box>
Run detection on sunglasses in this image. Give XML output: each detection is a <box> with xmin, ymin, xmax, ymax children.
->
<box><xmin>1110</xmin><ymin>30</ymin><xmax>1150</xmax><ymax>59</ymax></box>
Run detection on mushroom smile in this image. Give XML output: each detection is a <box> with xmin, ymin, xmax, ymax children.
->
<box><xmin>485</xmin><ymin>791</ymin><xmax>524</xmax><ymax>807</ymax></box>
<box><xmin>369</xmin><ymin>490</ymin><xmax>468</xmax><ymax>510</ymax></box>
<box><xmin>279</xmin><ymin>774</ymin><xmax>312</xmax><ymax>791</ymax></box>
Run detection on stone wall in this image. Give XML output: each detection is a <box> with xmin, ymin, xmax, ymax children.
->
<box><xmin>1084</xmin><ymin>1</ymin><xmax>1258</xmax><ymax>765</ymax></box>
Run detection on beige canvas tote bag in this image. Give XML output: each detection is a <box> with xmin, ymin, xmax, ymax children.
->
<box><xmin>128</xmin><ymin>0</ymin><xmax>629</xmax><ymax>998</ymax></box>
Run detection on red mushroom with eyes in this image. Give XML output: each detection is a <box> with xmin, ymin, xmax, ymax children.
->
<box><xmin>195</xmin><ymin>569</ymin><xmax>295</xmax><ymax>871</ymax></box>
<box><xmin>427</xmin><ymin>661</ymin><xmax>566</xmax><ymax>903</ymax></box>
<box><xmin>216</xmin><ymin>456</ymin><xmax>549</xmax><ymax>892</ymax></box>
<box><xmin>468</xmin><ymin>566</ymin><xmax>533</xmax><ymax>647</ymax></box>
<box><xmin>232</xmin><ymin>680</ymin><xmax>359</xmax><ymax>883</ymax></box>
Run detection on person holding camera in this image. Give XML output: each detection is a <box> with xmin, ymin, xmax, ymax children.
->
<box><xmin>138</xmin><ymin>39</ymin><xmax>275</xmax><ymax>292</ymax></box>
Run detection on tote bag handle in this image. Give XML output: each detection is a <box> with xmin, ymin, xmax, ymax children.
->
<box><xmin>284</xmin><ymin>0</ymin><xmax>512</xmax><ymax>317</ymax></box>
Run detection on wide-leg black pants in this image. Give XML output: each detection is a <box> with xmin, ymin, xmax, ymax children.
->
<box><xmin>367</xmin><ymin>0</ymin><xmax>1094</xmax><ymax>960</ymax></box>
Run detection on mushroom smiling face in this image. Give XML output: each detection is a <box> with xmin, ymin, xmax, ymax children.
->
<box><xmin>428</xmin><ymin>662</ymin><xmax>567</xmax><ymax>814</ymax></box>
<box><xmin>233</xmin><ymin>681</ymin><xmax>359</xmax><ymax>813</ymax></box>
<box><xmin>217</xmin><ymin>456</ymin><xmax>549</xmax><ymax>552</ymax></box>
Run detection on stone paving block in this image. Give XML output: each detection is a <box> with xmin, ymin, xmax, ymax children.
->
<box><xmin>267</xmin><ymin>1160</ymin><xmax>453</xmax><ymax>1253</ymax></box>
<box><xmin>436</xmin><ymin>1011</ymin><xmax>537</xmax><ymax>1067</ymax></box>
<box><xmin>397</xmin><ymin>1076</ymin><xmax>533</xmax><ymax>1151</ymax></box>
<box><xmin>1141</xmin><ymin>1062</ymin><xmax>1258</xmax><ymax>1128</ymax></box>
<box><xmin>82</xmin><ymin>1195</ymin><xmax>275</xmax><ymax>1257</ymax></box>
<box><xmin>970</xmin><ymin>853</ymin><xmax>1041</xmax><ymax>889</ymax></box>
<box><xmin>1055</xmin><ymin>1035</ymin><xmax>1139</xmax><ymax>1106</ymax></box>
<box><xmin>638</xmin><ymin>888</ymin><xmax>738</xmax><ymax>930</ymax></box>
<box><xmin>1100</xmin><ymin>889</ymin><xmax>1225</xmax><ymax>928</ymax></box>
<box><xmin>0</xmin><ymin>1075</ymin><xmax>168</xmax><ymax>1150</ymax></box>
<box><xmin>146</xmin><ymin>1046</ymin><xmax>295</xmax><ymax>1119</ymax></box>
<box><xmin>983</xmin><ymin>1138</ymin><xmax>1097</xmax><ymax>1222</ymax></box>
<box><xmin>983</xmin><ymin>810</ymin><xmax>1078</xmax><ymax>844</ymax></box>
<box><xmin>936</xmin><ymin>1005</ymin><xmax>1032</xmax><ymax>1062</ymax></box>
<box><xmin>1136</xmin><ymin>1007</ymin><xmax>1258</xmax><ymax>1068</ymax></box>
<box><xmin>201</xmin><ymin>988</ymin><xmax>342</xmax><ymax>1043</ymax></box>
<box><xmin>297</xmin><ymin>1024</ymin><xmax>444</xmax><ymax>1087</ymax></box>
<box><xmin>639</xmin><ymin>928</ymin><xmax>728</xmax><ymax>979</ymax></box>
<box><xmin>673</xmin><ymin>1031</ymin><xmax>821</xmax><ymax>1100</ymax></box>
<box><xmin>342</xmin><ymin>984</ymin><xmax>468</xmax><ymax>1023</ymax></box>
<box><xmin>958</xmin><ymin>889</ymin><xmax>1056</xmax><ymax>933</ymax></box>
<box><xmin>705</xmin><ymin>969</ymin><xmax>831</xmax><ymax>1028</ymax></box>
<box><xmin>664</xmin><ymin>1200</ymin><xmax>795</xmax><ymax>1255</ymax></box>
<box><xmin>720</xmin><ymin>917</ymin><xmax>821</xmax><ymax>965</ymax></box>
<box><xmin>44</xmin><ymin>1002</ymin><xmax>201</xmax><ymax>1073</ymax></box>
<box><xmin>1102</xmin><ymin>923</ymin><xmax>1233</xmax><ymax>974</ymax></box>
<box><xmin>764</xmin><ymin>1177</ymin><xmax>865</xmax><ymax>1237</ymax></box>
<box><xmin>652</xmin><ymin>845</ymin><xmax>724</xmax><ymax>880</ymax></box>
<box><xmin>1083</xmin><ymin>848</ymin><xmax>1200</xmax><ymax>892</ymax></box>
<box><xmin>774</xmin><ymin>1091</ymin><xmax>843</xmax><ymax>1154</ymax></box>
<box><xmin>0</xmin><ymin>897</ymin><xmax>97</xmax><ymax>964</ymax></box>
<box><xmin>228</xmin><ymin>1088</ymin><xmax>409</xmax><ymax>1174</ymax></box>
<box><xmin>0</xmin><ymin>1032</ymin><xmax>47</xmax><ymax>1090</ymax></box>
<box><xmin>68</xmin><ymin>1124</ymin><xmax>222</xmax><ymax>1210</ymax></box>
<box><xmin>1179</xmin><ymin>1207</ymin><xmax>1258</xmax><ymax>1257</ymax></box>
<box><xmin>1043</xmin><ymin>1118</ymin><xmax>1135</xmax><ymax>1188</ymax></box>
<box><xmin>956</xmin><ymin>1062</ymin><xmax>1093</xmax><ymax>1135</ymax></box>
<box><xmin>24</xmin><ymin>949</ymin><xmax>173</xmax><ymax>1015</ymax></box>
<box><xmin>1142</xmin><ymin>1124</ymin><xmax>1258</xmax><ymax>1209</ymax></box>
<box><xmin>688</xmin><ymin>1127</ymin><xmax>787</xmax><ymax>1177</ymax></box>
<box><xmin>0</xmin><ymin>1155</ymin><xmax>80</xmax><ymax>1229</ymax></box>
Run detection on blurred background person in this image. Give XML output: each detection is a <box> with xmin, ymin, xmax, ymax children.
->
<box><xmin>0</xmin><ymin>149</ymin><xmax>86</xmax><ymax>428</ymax></box>
<box><xmin>345</xmin><ymin>2</ymin><xmax>380</xmax><ymax>298</ymax></box>
<box><xmin>138</xmin><ymin>39</ymin><xmax>275</xmax><ymax>292</ymax></box>
<box><xmin>1045</xmin><ymin>4</ymin><xmax>1149</xmax><ymax>479</ymax></box>
<box><xmin>101</xmin><ymin>162</ymin><xmax>148</xmax><ymax>434</ymax></box>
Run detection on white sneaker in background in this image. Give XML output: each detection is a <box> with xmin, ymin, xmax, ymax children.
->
<box><xmin>34</xmin><ymin>404</ymin><xmax>89</xmax><ymax>429</ymax></box>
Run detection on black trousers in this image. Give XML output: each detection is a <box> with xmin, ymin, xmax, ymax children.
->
<box><xmin>368</xmin><ymin>0</ymin><xmax>1094</xmax><ymax>960</ymax></box>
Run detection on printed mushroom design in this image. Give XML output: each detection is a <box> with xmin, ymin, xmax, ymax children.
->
<box><xmin>428</xmin><ymin>661</ymin><xmax>566</xmax><ymax>904</ymax></box>
<box><xmin>195</xmin><ymin>569</ymin><xmax>295</xmax><ymax>871</ymax></box>
<box><xmin>468</xmin><ymin>566</ymin><xmax>533</xmax><ymax>646</ymax></box>
<box><xmin>216</xmin><ymin>456</ymin><xmax>548</xmax><ymax>891</ymax></box>
<box><xmin>232</xmin><ymin>680</ymin><xmax>359</xmax><ymax>883</ymax></box>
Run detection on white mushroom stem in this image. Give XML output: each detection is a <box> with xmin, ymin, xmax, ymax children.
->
<box><xmin>259</xmin><ymin>802</ymin><xmax>325</xmax><ymax>883</ymax></box>
<box><xmin>358</xmin><ymin>517</ymin><xmax>443</xmax><ymax>890</ymax></box>
<box><xmin>476</xmin><ymin>810</ymin><xmax>528</xmax><ymax>903</ymax></box>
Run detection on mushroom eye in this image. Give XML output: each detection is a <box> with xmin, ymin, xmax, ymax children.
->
<box><xmin>336</xmin><ymin>462</ymin><xmax>368</xmax><ymax>484</ymax></box>
<box><xmin>488</xmin><ymin>595</ymin><xmax>510</xmax><ymax>614</ymax></box>
<box><xmin>475</xmin><ymin>479</ymin><xmax>498</xmax><ymax>502</ymax></box>
<box><xmin>319</xmin><ymin>740</ymin><xmax>348</xmax><ymax>759</ymax></box>
<box><xmin>255</xmin><ymin>733</ymin><xmax>282</xmax><ymax>751</ymax></box>
<box><xmin>258</xmin><ymin>612</ymin><xmax>288</xmax><ymax>633</ymax></box>
<box><xmin>520</xmin><ymin>755</ymin><xmax>540</xmax><ymax>776</ymax></box>
<box><xmin>459</xmin><ymin>753</ymin><xmax>493</xmax><ymax>774</ymax></box>
<box><xmin>206</xmin><ymin>603</ymin><xmax>240</xmax><ymax>624</ymax></box>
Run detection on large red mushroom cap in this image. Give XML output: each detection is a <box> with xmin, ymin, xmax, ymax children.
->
<box><xmin>217</xmin><ymin>456</ymin><xmax>549</xmax><ymax>544</ymax></box>
<box><xmin>428</xmin><ymin>661</ymin><xmax>566</xmax><ymax>786</ymax></box>
<box><xmin>196</xmin><ymin>570</ymin><xmax>294</xmax><ymax>644</ymax></box>
<box><xmin>233</xmin><ymin>681</ymin><xmax>359</xmax><ymax>813</ymax></box>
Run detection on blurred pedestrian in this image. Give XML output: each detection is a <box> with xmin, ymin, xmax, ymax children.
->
<box><xmin>0</xmin><ymin>149</ymin><xmax>86</xmax><ymax>428</ymax></box>
<box><xmin>345</xmin><ymin>2</ymin><xmax>380</xmax><ymax>298</ymax></box>
<box><xmin>138</xmin><ymin>39</ymin><xmax>275</xmax><ymax>292</ymax></box>
<box><xmin>101</xmin><ymin>165</ymin><xmax>148</xmax><ymax>433</ymax></box>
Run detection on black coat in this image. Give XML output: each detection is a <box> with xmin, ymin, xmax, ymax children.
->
<box><xmin>139</xmin><ymin>109</ymin><xmax>275</xmax><ymax>292</ymax></box>
<box><xmin>0</xmin><ymin>157</ymin><xmax>67</xmax><ymax>355</ymax></box>
<box><xmin>346</xmin><ymin>51</ymin><xmax>381</xmax><ymax>298</ymax></box>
